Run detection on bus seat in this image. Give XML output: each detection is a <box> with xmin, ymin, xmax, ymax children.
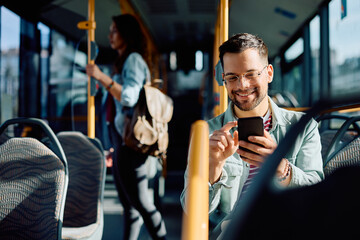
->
<box><xmin>57</xmin><ymin>131</ymin><xmax>106</xmax><ymax>240</ymax></box>
<box><xmin>319</xmin><ymin>129</ymin><xmax>355</xmax><ymax>162</ymax></box>
<box><xmin>0</xmin><ymin>137</ymin><xmax>68</xmax><ymax>239</ymax></box>
<box><xmin>323</xmin><ymin>116</ymin><xmax>360</xmax><ymax>177</ymax></box>
<box><xmin>316</xmin><ymin>114</ymin><xmax>358</xmax><ymax>164</ymax></box>
<box><xmin>324</xmin><ymin>137</ymin><xmax>360</xmax><ymax>177</ymax></box>
<box><xmin>316</xmin><ymin>114</ymin><xmax>350</xmax><ymax>134</ymax></box>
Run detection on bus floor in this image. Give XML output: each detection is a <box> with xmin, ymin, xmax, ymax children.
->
<box><xmin>102</xmin><ymin>172</ymin><xmax>183</xmax><ymax>240</ymax></box>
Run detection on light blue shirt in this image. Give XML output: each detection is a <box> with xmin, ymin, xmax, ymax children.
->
<box><xmin>113</xmin><ymin>52</ymin><xmax>150</xmax><ymax>136</ymax></box>
<box><xmin>180</xmin><ymin>97</ymin><xmax>324</xmax><ymax>226</ymax></box>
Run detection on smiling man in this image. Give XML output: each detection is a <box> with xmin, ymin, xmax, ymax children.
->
<box><xmin>180</xmin><ymin>33</ymin><xmax>324</xmax><ymax>229</ymax></box>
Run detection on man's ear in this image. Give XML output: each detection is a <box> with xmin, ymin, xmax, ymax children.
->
<box><xmin>267</xmin><ymin>64</ymin><xmax>274</xmax><ymax>83</ymax></box>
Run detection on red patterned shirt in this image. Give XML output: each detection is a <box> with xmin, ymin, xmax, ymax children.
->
<box><xmin>240</xmin><ymin>111</ymin><xmax>272</xmax><ymax>196</ymax></box>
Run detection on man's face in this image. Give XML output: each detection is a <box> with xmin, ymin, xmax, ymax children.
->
<box><xmin>223</xmin><ymin>48</ymin><xmax>273</xmax><ymax>112</ymax></box>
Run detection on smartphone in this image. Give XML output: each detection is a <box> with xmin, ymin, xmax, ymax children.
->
<box><xmin>237</xmin><ymin>117</ymin><xmax>264</xmax><ymax>153</ymax></box>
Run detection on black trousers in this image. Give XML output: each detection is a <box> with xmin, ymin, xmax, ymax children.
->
<box><xmin>109</xmin><ymin>123</ymin><xmax>166</xmax><ymax>240</ymax></box>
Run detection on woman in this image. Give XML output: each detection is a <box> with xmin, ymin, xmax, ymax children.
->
<box><xmin>86</xmin><ymin>14</ymin><xmax>167</xmax><ymax>240</ymax></box>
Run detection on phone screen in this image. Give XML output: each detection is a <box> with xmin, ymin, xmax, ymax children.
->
<box><xmin>237</xmin><ymin>117</ymin><xmax>264</xmax><ymax>153</ymax></box>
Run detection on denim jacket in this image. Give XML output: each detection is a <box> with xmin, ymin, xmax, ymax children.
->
<box><xmin>180</xmin><ymin>97</ymin><xmax>324</xmax><ymax>225</ymax></box>
<box><xmin>113</xmin><ymin>52</ymin><xmax>150</xmax><ymax>136</ymax></box>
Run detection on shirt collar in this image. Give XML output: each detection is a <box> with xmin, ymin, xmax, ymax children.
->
<box><xmin>223</xmin><ymin>96</ymin><xmax>288</xmax><ymax>129</ymax></box>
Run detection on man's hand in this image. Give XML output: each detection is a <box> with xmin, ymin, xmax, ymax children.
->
<box><xmin>209</xmin><ymin>121</ymin><xmax>238</xmax><ymax>184</ymax></box>
<box><xmin>237</xmin><ymin>130</ymin><xmax>277</xmax><ymax>167</ymax></box>
<box><xmin>237</xmin><ymin>130</ymin><xmax>292</xmax><ymax>185</ymax></box>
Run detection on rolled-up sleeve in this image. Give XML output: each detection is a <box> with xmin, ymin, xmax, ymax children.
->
<box><xmin>180</xmin><ymin>167</ymin><xmax>190</xmax><ymax>213</ymax></box>
<box><xmin>288</xmin><ymin>118</ymin><xmax>324</xmax><ymax>187</ymax></box>
<box><xmin>208</xmin><ymin>169</ymin><xmax>231</xmax><ymax>214</ymax></box>
<box><xmin>120</xmin><ymin>53</ymin><xmax>148</xmax><ymax>107</ymax></box>
<box><xmin>180</xmin><ymin>166</ymin><xmax>231</xmax><ymax>215</ymax></box>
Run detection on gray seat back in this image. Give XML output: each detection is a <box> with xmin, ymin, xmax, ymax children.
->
<box><xmin>320</xmin><ymin>130</ymin><xmax>355</xmax><ymax>163</ymax></box>
<box><xmin>0</xmin><ymin>137</ymin><xmax>67</xmax><ymax>239</ymax></box>
<box><xmin>57</xmin><ymin>131</ymin><xmax>105</xmax><ymax>239</ymax></box>
<box><xmin>324</xmin><ymin>137</ymin><xmax>360</xmax><ymax>177</ymax></box>
<box><xmin>323</xmin><ymin>116</ymin><xmax>360</xmax><ymax>177</ymax></box>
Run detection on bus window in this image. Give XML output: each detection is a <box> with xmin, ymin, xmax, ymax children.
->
<box><xmin>310</xmin><ymin>15</ymin><xmax>320</xmax><ymax>104</ymax></box>
<box><xmin>283</xmin><ymin>64</ymin><xmax>303</xmax><ymax>106</ymax></box>
<box><xmin>283</xmin><ymin>37</ymin><xmax>304</xmax><ymax>106</ymax></box>
<box><xmin>48</xmin><ymin>30</ymin><xmax>87</xmax><ymax>133</ymax></box>
<box><xmin>38</xmin><ymin>22</ymin><xmax>50</xmax><ymax>119</ymax></box>
<box><xmin>0</xmin><ymin>7</ymin><xmax>20</xmax><ymax>123</ymax></box>
<box><xmin>170</xmin><ymin>51</ymin><xmax>177</xmax><ymax>71</ymax></box>
<box><xmin>195</xmin><ymin>50</ymin><xmax>203</xmax><ymax>71</ymax></box>
<box><xmin>329</xmin><ymin>0</ymin><xmax>360</xmax><ymax>98</ymax></box>
<box><xmin>284</xmin><ymin>38</ymin><xmax>304</xmax><ymax>62</ymax></box>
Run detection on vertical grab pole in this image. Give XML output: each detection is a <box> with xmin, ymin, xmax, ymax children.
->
<box><xmin>77</xmin><ymin>0</ymin><xmax>97</xmax><ymax>138</ymax></box>
<box><xmin>219</xmin><ymin>0</ymin><xmax>229</xmax><ymax>114</ymax></box>
<box><xmin>213</xmin><ymin>11</ymin><xmax>221</xmax><ymax>117</ymax></box>
<box><xmin>87</xmin><ymin>0</ymin><xmax>96</xmax><ymax>138</ymax></box>
<box><xmin>76</xmin><ymin>0</ymin><xmax>96</xmax><ymax>138</ymax></box>
<box><xmin>181</xmin><ymin>120</ymin><xmax>209</xmax><ymax>240</ymax></box>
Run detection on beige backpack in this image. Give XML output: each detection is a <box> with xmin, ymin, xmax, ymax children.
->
<box><xmin>123</xmin><ymin>83</ymin><xmax>173</xmax><ymax>161</ymax></box>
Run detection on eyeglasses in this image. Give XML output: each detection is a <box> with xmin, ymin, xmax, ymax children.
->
<box><xmin>223</xmin><ymin>65</ymin><xmax>268</xmax><ymax>85</ymax></box>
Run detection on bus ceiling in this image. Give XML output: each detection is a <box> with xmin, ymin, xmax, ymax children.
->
<box><xmin>2</xmin><ymin>0</ymin><xmax>329</xmax><ymax>57</ymax></box>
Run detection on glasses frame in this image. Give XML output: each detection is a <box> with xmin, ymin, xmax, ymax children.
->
<box><xmin>222</xmin><ymin>65</ymin><xmax>268</xmax><ymax>84</ymax></box>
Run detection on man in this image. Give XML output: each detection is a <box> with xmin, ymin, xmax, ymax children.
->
<box><xmin>180</xmin><ymin>33</ymin><xmax>324</xmax><ymax>228</ymax></box>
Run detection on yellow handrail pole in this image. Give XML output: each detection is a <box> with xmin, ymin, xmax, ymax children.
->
<box><xmin>77</xmin><ymin>0</ymin><xmax>96</xmax><ymax>138</ymax></box>
<box><xmin>219</xmin><ymin>0</ymin><xmax>229</xmax><ymax>114</ymax></box>
<box><xmin>87</xmin><ymin>0</ymin><xmax>96</xmax><ymax>138</ymax></box>
<box><xmin>213</xmin><ymin>9</ymin><xmax>221</xmax><ymax>117</ymax></box>
<box><xmin>181</xmin><ymin>120</ymin><xmax>209</xmax><ymax>240</ymax></box>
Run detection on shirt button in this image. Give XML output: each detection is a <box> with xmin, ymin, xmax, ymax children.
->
<box><xmin>246</xmin><ymin>163</ymin><xmax>250</xmax><ymax>167</ymax></box>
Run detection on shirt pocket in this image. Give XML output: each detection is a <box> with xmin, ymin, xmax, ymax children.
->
<box><xmin>225</xmin><ymin>158</ymin><xmax>242</xmax><ymax>176</ymax></box>
<box><xmin>224</xmin><ymin>160</ymin><xmax>242</xmax><ymax>187</ymax></box>
<box><xmin>222</xmin><ymin>160</ymin><xmax>242</xmax><ymax>212</ymax></box>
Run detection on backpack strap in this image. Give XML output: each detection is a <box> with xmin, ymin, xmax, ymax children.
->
<box><xmin>145</xmin><ymin>78</ymin><xmax>163</xmax><ymax>89</ymax></box>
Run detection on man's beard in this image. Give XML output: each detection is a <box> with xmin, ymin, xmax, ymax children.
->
<box><xmin>230</xmin><ymin>88</ymin><xmax>267</xmax><ymax>111</ymax></box>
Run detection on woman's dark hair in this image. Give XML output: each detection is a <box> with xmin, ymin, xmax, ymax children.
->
<box><xmin>219</xmin><ymin>33</ymin><xmax>268</xmax><ymax>68</ymax></box>
<box><xmin>112</xmin><ymin>14</ymin><xmax>149</xmax><ymax>73</ymax></box>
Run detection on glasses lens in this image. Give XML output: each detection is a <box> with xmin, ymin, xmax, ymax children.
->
<box><xmin>244</xmin><ymin>72</ymin><xmax>258</xmax><ymax>80</ymax></box>
<box><xmin>224</xmin><ymin>75</ymin><xmax>238</xmax><ymax>82</ymax></box>
<box><xmin>224</xmin><ymin>66</ymin><xmax>267</xmax><ymax>83</ymax></box>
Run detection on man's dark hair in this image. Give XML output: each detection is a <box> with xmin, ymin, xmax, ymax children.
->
<box><xmin>219</xmin><ymin>33</ymin><xmax>268</xmax><ymax>68</ymax></box>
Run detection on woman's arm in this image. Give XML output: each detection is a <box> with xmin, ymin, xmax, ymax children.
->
<box><xmin>86</xmin><ymin>64</ymin><xmax>123</xmax><ymax>101</ymax></box>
